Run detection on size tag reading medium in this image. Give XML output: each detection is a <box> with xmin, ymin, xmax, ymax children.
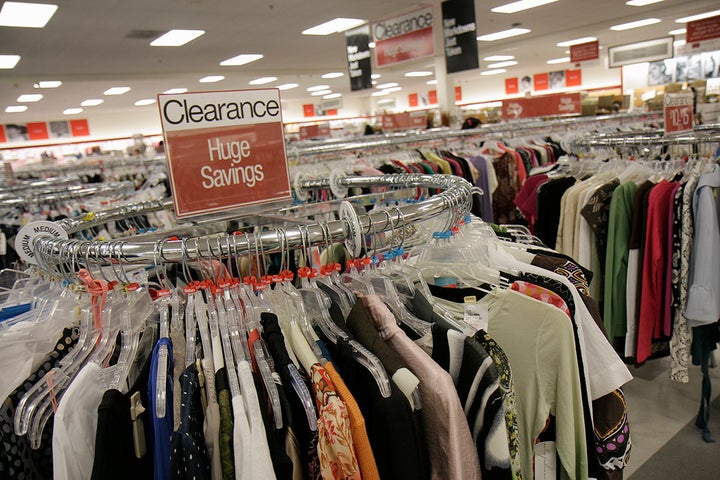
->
<box><xmin>664</xmin><ymin>92</ymin><xmax>694</xmax><ymax>136</ymax></box>
<box><xmin>158</xmin><ymin>89</ymin><xmax>292</xmax><ymax>219</ymax></box>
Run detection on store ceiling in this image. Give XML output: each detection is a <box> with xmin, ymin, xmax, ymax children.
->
<box><xmin>0</xmin><ymin>0</ymin><xmax>717</xmax><ymax>122</ymax></box>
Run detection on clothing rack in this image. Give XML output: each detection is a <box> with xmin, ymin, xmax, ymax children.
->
<box><xmin>570</xmin><ymin>131</ymin><xmax>720</xmax><ymax>149</ymax></box>
<box><xmin>0</xmin><ymin>181</ymin><xmax>137</xmax><ymax>208</ymax></box>
<box><xmin>14</xmin><ymin>155</ymin><xmax>166</xmax><ymax>178</ymax></box>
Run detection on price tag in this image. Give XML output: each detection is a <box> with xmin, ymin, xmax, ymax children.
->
<box><xmin>664</xmin><ymin>92</ymin><xmax>694</xmax><ymax>136</ymax></box>
<box><xmin>464</xmin><ymin>301</ymin><xmax>489</xmax><ymax>332</ymax></box>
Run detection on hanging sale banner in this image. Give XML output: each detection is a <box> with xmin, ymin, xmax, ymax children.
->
<box><xmin>502</xmin><ymin>93</ymin><xmax>581</xmax><ymax>120</ymax></box>
<box><xmin>373</xmin><ymin>7</ymin><xmax>434</xmax><ymax>67</ymax></box>
<box><xmin>158</xmin><ymin>89</ymin><xmax>292</xmax><ymax>219</ymax></box>
<box><xmin>664</xmin><ymin>92</ymin><xmax>694</xmax><ymax>136</ymax></box>
<box><xmin>686</xmin><ymin>15</ymin><xmax>720</xmax><ymax>44</ymax></box>
<box><xmin>570</xmin><ymin>41</ymin><xmax>599</xmax><ymax>64</ymax></box>
<box><xmin>345</xmin><ymin>25</ymin><xmax>373</xmax><ymax>91</ymax></box>
<box><xmin>441</xmin><ymin>0</ymin><xmax>479</xmax><ymax>74</ymax></box>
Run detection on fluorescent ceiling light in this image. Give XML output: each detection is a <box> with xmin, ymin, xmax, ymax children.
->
<box><xmin>669</xmin><ymin>28</ymin><xmax>686</xmax><ymax>35</ymax></box>
<box><xmin>610</xmin><ymin>18</ymin><xmax>661</xmax><ymax>31</ymax></box>
<box><xmin>199</xmin><ymin>75</ymin><xmax>224</xmax><ymax>83</ymax></box>
<box><xmin>556</xmin><ymin>36</ymin><xmax>596</xmax><ymax>47</ymax></box>
<box><xmin>565</xmin><ymin>50</ymin><xmax>570</xmax><ymax>54</ymax></box>
<box><xmin>150</xmin><ymin>29</ymin><xmax>205</xmax><ymax>47</ymax></box>
<box><xmin>34</xmin><ymin>80</ymin><xmax>61</xmax><ymax>88</ymax></box>
<box><xmin>675</xmin><ymin>10</ymin><xmax>720</xmax><ymax>23</ymax></box>
<box><xmin>674</xmin><ymin>39</ymin><xmax>686</xmax><ymax>47</ymax></box>
<box><xmin>17</xmin><ymin>94</ymin><xmax>42</xmax><ymax>102</ymax></box>
<box><xmin>81</xmin><ymin>99</ymin><xmax>104</xmax><ymax>106</ymax></box>
<box><xmin>480</xmin><ymin>68</ymin><xmax>507</xmax><ymax>75</ymax></box>
<box><xmin>368</xmin><ymin>41</ymin><xmax>376</xmax><ymax>48</ymax></box>
<box><xmin>63</xmin><ymin>108</ymin><xmax>83</xmax><ymax>115</ymax></box>
<box><xmin>311</xmin><ymin>90</ymin><xmax>332</xmax><ymax>96</ymax></box>
<box><xmin>491</xmin><ymin>0</ymin><xmax>557</xmax><ymax>14</ymax></box>
<box><xmin>626</xmin><ymin>0</ymin><xmax>663</xmax><ymax>5</ymax></box>
<box><xmin>220</xmin><ymin>54</ymin><xmax>263</xmax><ymax>66</ymax></box>
<box><xmin>307</xmin><ymin>84</ymin><xmax>330</xmax><ymax>92</ymax></box>
<box><xmin>372</xmin><ymin>81</ymin><xmax>377</xmax><ymax>85</ymax></box>
<box><xmin>383</xmin><ymin>86</ymin><xmax>402</xmax><ymax>93</ymax></box>
<box><xmin>372</xmin><ymin>91</ymin><xmax>389</xmax><ymax>97</ymax></box>
<box><xmin>405</xmin><ymin>71</ymin><xmax>433</xmax><ymax>77</ymax></box>
<box><xmin>249</xmin><ymin>76</ymin><xmax>277</xmax><ymax>85</ymax></box>
<box><xmin>321</xmin><ymin>72</ymin><xmax>344</xmax><ymax>79</ymax></box>
<box><xmin>477</xmin><ymin>28</ymin><xmax>531</xmax><ymax>41</ymax></box>
<box><xmin>487</xmin><ymin>60</ymin><xmax>518</xmax><ymax>68</ymax></box>
<box><xmin>465</xmin><ymin>101</ymin><xmax>503</xmax><ymax>109</ymax></box>
<box><xmin>371</xmin><ymin>73</ymin><xmax>381</xmax><ymax>79</ymax></box>
<box><xmin>277</xmin><ymin>83</ymin><xmax>299</xmax><ymax>90</ymax></box>
<box><xmin>376</xmin><ymin>82</ymin><xmax>398</xmax><ymax>89</ymax></box>
<box><xmin>0</xmin><ymin>2</ymin><xmax>58</xmax><ymax>28</ymax></box>
<box><xmin>135</xmin><ymin>99</ymin><xmax>156</xmax><ymax>106</ymax></box>
<box><xmin>0</xmin><ymin>55</ymin><xmax>21</xmax><ymax>69</ymax></box>
<box><xmin>104</xmin><ymin>86</ymin><xmax>131</xmax><ymax>95</ymax></box>
<box><xmin>547</xmin><ymin>57</ymin><xmax>570</xmax><ymax>64</ymax></box>
<box><xmin>5</xmin><ymin>105</ymin><xmax>27</xmax><ymax>113</ymax></box>
<box><xmin>302</xmin><ymin>18</ymin><xmax>365</xmax><ymax>35</ymax></box>
<box><xmin>483</xmin><ymin>55</ymin><xmax>515</xmax><ymax>61</ymax></box>
<box><xmin>323</xmin><ymin>93</ymin><xmax>342</xmax><ymax>99</ymax></box>
<box><xmin>427</xmin><ymin>79</ymin><xmax>438</xmax><ymax>85</ymax></box>
<box><xmin>163</xmin><ymin>88</ymin><xmax>187</xmax><ymax>94</ymax></box>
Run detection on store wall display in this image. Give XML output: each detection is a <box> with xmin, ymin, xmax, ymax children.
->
<box><xmin>647</xmin><ymin>50</ymin><xmax>720</xmax><ymax>85</ymax></box>
<box><xmin>1</xmin><ymin>119</ymin><xmax>91</xmax><ymax>144</ymax></box>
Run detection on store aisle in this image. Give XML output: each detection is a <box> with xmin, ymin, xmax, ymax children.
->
<box><xmin>624</xmin><ymin>355</ymin><xmax>720</xmax><ymax>478</ymax></box>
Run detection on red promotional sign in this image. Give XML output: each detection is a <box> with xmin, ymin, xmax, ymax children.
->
<box><xmin>570</xmin><ymin>41</ymin><xmax>599</xmax><ymax>63</ymax></box>
<box><xmin>158</xmin><ymin>89</ymin><xmax>292</xmax><ymax>219</ymax></box>
<box><xmin>664</xmin><ymin>92</ymin><xmax>694</xmax><ymax>135</ymax></box>
<box><xmin>382</xmin><ymin>111</ymin><xmax>426</xmax><ymax>131</ymax></box>
<box><xmin>505</xmin><ymin>78</ymin><xmax>519</xmax><ymax>95</ymax></box>
<box><xmin>373</xmin><ymin>7</ymin><xmax>434</xmax><ymax>67</ymax></box>
<box><xmin>27</xmin><ymin>122</ymin><xmax>49</xmax><ymax>141</ymax></box>
<box><xmin>687</xmin><ymin>15</ymin><xmax>720</xmax><ymax>43</ymax></box>
<box><xmin>566</xmin><ymin>69</ymin><xmax>582</xmax><ymax>87</ymax></box>
<box><xmin>302</xmin><ymin>104</ymin><xmax>315</xmax><ymax>118</ymax></box>
<box><xmin>69</xmin><ymin>119</ymin><xmax>90</xmax><ymax>137</ymax></box>
<box><xmin>409</xmin><ymin>111</ymin><xmax>426</xmax><ymax>128</ymax></box>
<box><xmin>428</xmin><ymin>89</ymin><xmax>438</xmax><ymax>104</ymax></box>
<box><xmin>534</xmin><ymin>73</ymin><xmax>549</xmax><ymax>91</ymax></box>
<box><xmin>408</xmin><ymin>93</ymin><xmax>419</xmax><ymax>107</ymax></box>
<box><xmin>454</xmin><ymin>86</ymin><xmax>462</xmax><ymax>102</ymax></box>
<box><xmin>299</xmin><ymin>123</ymin><xmax>331</xmax><ymax>140</ymax></box>
<box><xmin>501</xmin><ymin>92</ymin><xmax>582</xmax><ymax>120</ymax></box>
<box><xmin>0</xmin><ymin>126</ymin><xmax>7</xmax><ymax>143</ymax></box>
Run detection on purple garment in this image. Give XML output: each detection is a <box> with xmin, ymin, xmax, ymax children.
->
<box><xmin>468</xmin><ymin>155</ymin><xmax>494</xmax><ymax>223</ymax></box>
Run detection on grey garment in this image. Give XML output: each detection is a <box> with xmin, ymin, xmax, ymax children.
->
<box><xmin>202</xmin><ymin>359</ymin><xmax>223</xmax><ymax>480</ymax></box>
<box><xmin>170</xmin><ymin>328</ymin><xmax>186</xmax><ymax>431</ymax></box>
<box><xmin>684</xmin><ymin>170</ymin><xmax>720</xmax><ymax>327</ymax></box>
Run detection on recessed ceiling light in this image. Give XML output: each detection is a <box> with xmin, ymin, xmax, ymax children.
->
<box><xmin>610</xmin><ymin>18</ymin><xmax>661</xmax><ymax>31</ymax></box>
<box><xmin>669</xmin><ymin>28</ymin><xmax>686</xmax><ymax>35</ymax></box>
<box><xmin>307</xmin><ymin>85</ymin><xmax>330</xmax><ymax>92</ymax></box>
<box><xmin>17</xmin><ymin>94</ymin><xmax>42</xmax><ymax>102</ymax></box>
<box><xmin>405</xmin><ymin>71</ymin><xmax>433</xmax><ymax>77</ymax></box>
<box><xmin>63</xmin><ymin>108</ymin><xmax>83</xmax><ymax>115</ymax></box>
<box><xmin>547</xmin><ymin>57</ymin><xmax>570</xmax><ymax>64</ymax></box>
<box><xmin>487</xmin><ymin>60</ymin><xmax>518</xmax><ymax>68</ymax></box>
<box><xmin>0</xmin><ymin>55</ymin><xmax>21</xmax><ymax>69</ymax></box>
<box><xmin>5</xmin><ymin>105</ymin><xmax>27</xmax><ymax>113</ymax></box>
<box><xmin>301</xmin><ymin>18</ymin><xmax>365</xmax><ymax>35</ymax></box>
<box><xmin>277</xmin><ymin>83</ymin><xmax>299</xmax><ymax>90</ymax></box>
<box><xmin>626</xmin><ymin>0</ymin><xmax>663</xmax><ymax>6</ymax></box>
<box><xmin>372</xmin><ymin>91</ymin><xmax>389</xmax><ymax>97</ymax></box>
<box><xmin>556</xmin><ymin>37</ymin><xmax>597</xmax><ymax>47</ymax></box>
<box><xmin>310</xmin><ymin>90</ymin><xmax>332</xmax><ymax>96</ymax></box>
<box><xmin>491</xmin><ymin>0</ymin><xmax>558</xmax><ymax>14</ymax></box>
<box><xmin>368</xmin><ymin>42</ymin><xmax>376</xmax><ymax>48</ymax></box>
<box><xmin>371</xmin><ymin>80</ymin><xmax>377</xmax><ymax>85</ymax></box>
<box><xmin>163</xmin><ymin>88</ymin><xmax>188</xmax><ymax>94</ymax></box>
<box><xmin>104</xmin><ymin>87</ymin><xmax>131</xmax><ymax>95</ymax></box>
<box><xmin>480</xmin><ymin>68</ymin><xmax>508</xmax><ymax>75</ymax></box>
<box><xmin>321</xmin><ymin>72</ymin><xmax>344</xmax><ymax>79</ymax></box>
<box><xmin>81</xmin><ymin>99</ymin><xmax>104</xmax><ymax>106</ymax></box>
<box><xmin>199</xmin><ymin>75</ymin><xmax>225</xmax><ymax>83</ymax></box>
<box><xmin>219</xmin><ymin>54</ymin><xmax>264</xmax><ymax>66</ymax></box>
<box><xmin>150</xmin><ymin>29</ymin><xmax>205</xmax><ymax>47</ymax></box>
<box><xmin>676</xmin><ymin>10</ymin><xmax>720</xmax><ymax>23</ymax></box>
<box><xmin>249</xmin><ymin>76</ymin><xmax>277</xmax><ymax>85</ymax></box>
<box><xmin>483</xmin><ymin>55</ymin><xmax>515</xmax><ymax>61</ymax></box>
<box><xmin>0</xmin><ymin>1</ymin><xmax>58</xmax><ymax>28</ymax></box>
<box><xmin>376</xmin><ymin>82</ymin><xmax>399</xmax><ymax>89</ymax></box>
<box><xmin>427</xmin><ymin>79</ymin><xmax>438</xmax><ymax>85</ymax></box>
<box><xmin>323</xmin><ymin>93</ymin><xmax>342</xmax><ymax>99</ymax></box>
<box><xmin>477</xmin><ymin>28</ymin><xmax>531</xmax><ymax>41</ymax></box>
<box><xmin>383</xmin><ymin>86</ymin><xmax>402</xmax><ymax>93</ymax></box>
<box><xmin>135</xmin><ymin>99</ymin><xmax>156</xmax><ymax>106</ymax></box>
<box><xmin>34</xmin><ymin>80</ymin><xmax>61</xmax><ymax>88</ymax></box>
<box><xmin>371</xmin><ymin>73</ymin><xmax>381</xmax><ymax>79</ymax></box>
<box><xmin>674</xmin><ymin>39</ymin><xmax>686</xmax><ymax>47</ymax></box>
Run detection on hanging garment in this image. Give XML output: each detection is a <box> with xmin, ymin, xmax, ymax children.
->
<box><xmin>149</xmin><ymin>337</ymin><xmax>174</xmax><ymax>480</ymax></box>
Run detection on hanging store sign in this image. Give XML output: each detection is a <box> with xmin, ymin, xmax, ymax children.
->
<box><xmin>381</xmin><ymin>111</ymin><xmax>427</xmax><ymax>130</ymax></box>
<box><xmin>346</xmin><ymin>25</ymin><xmax>373</xmax><ymax>91</ymax></box>
<box><xmin>687</xmin><ymin>15</ymin><xmax>720</xmax><ymax>44</ymax></box>
<box><xmin>373</xmin><ymin>7</ymin><xmax>434</xmax><ymax>67</ymax></box>
<box><xmin>501</xmin><ymin>92</ymin><xmax>581</xmax><ymax>120</ymax></box>
<box><xmin>570</xmin><ymin>41</ymin><xmax>599</xmax><ymax>64</ymax></box>
<box><xmin>158</xmin><ymin>89</ymin><xmax>292</xmax><ymax>219</ymax></box>
<box><xmin>441</xmin><ymin>0</ymin><xmax>479</xmax><ymax>74</ymax></box>
<box><xmin>664</xmin><ymin>91</ymin><xmax>694</xmax><ymax>136</ymax></box>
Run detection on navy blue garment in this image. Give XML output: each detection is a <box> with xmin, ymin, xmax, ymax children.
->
<box><xmin>149</xmin><ymin>337</ymin><xmax>174</xmax><ymax>480</ymax></box>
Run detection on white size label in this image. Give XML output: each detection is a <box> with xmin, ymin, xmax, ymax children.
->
<box><xmin>15</xmin><ymin>221</ymin><xmax>68</xmax><ymax>264</ymax></box>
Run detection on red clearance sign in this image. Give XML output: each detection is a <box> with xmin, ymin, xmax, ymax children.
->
<box><xmin>502</xmin><ymin>93</ymin><xmax>582</xmax><ymax>120</ymax></box>
<box><xmin>382</xmin><ymin>111</ymin><xmax>426</xmax><ymax>131</ymax></box>
<box><xmin>373</xmin><ymin>7</ymin><xmax>434</xmax><ymax>67</ymax></box>
<box><xmin>664</xmin><ymin>92</ymin><xmax>694</xmax><ymax>135</ymax></box>
<box><xmin>299</xmin><ymin>123</ymin><xmax>331</xmax><ymax>140</ymax></box>
<box><xmin>687</xmin><ymin>15</ymin><xmax>720</xmax><ymax>43</ymax></box>
<box><xmin>158</xmin><ymin>89</ymin><xmax>292</xmax><ymax>219</ymax></box>
<box><xmin>570</xmin><ymin>41</ymin><xmax>599</xmax><ymax>63</ymax></box>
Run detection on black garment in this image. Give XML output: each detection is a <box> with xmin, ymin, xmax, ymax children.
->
<box><xmin>90</xmin><ymin>353</ymin><xmax>153</xmax><ymax>480</ymax></box>
<box><xmin>345</xmin><ymin>301</ymin><xmax>408</xmax><ymax>376</ymax></box>
<box><xmin>259</xmin><ymin>373</ymin><xmax>295</xmax><ymax>480</ymax></box>
<box><xmin>535</xmin><ymin>176</ymin><xmax>576</xmax><ymax>249</ymax></box>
